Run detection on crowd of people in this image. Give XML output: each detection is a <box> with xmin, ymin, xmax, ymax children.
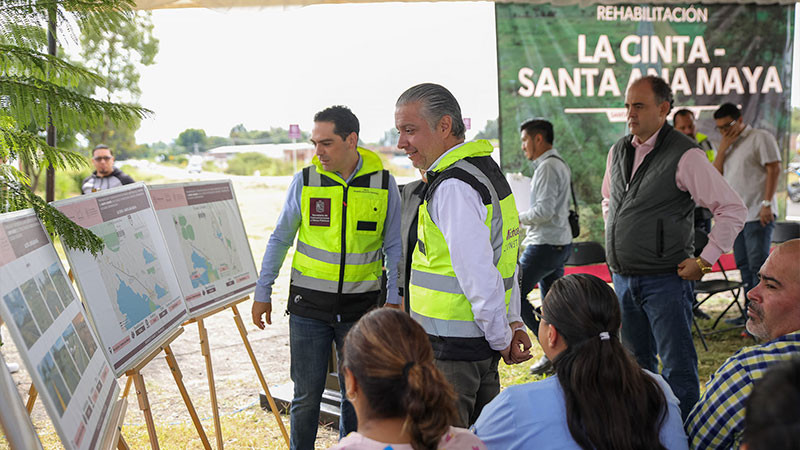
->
<box><xmin>251</xmin><ymin>78</ymin><xmax>800</xmax><ymax>449</ymax></box>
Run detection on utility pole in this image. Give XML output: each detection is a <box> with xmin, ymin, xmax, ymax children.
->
<box><xmin>45</xmin><ymin>5</ymin><xmax>57</xmax><ymax>202</ymax></box>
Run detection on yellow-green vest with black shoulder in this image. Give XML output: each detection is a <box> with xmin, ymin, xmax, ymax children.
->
<box><xmin>409</xmin><ymin>140</ymin><xmax>520</xmax><ymax>361</ymax></box>
<box><xmin>289</xmin><ymin>147</ymin><xmax>389</xmax><ymax>322</ymax></box>
<box><xmin>696</xmin><ymin>132</ymin><xmax>715</xmax><ymax>162</ymax></box>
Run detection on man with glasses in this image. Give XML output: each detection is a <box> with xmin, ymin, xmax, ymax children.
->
<box><xmin>712</xmin><ymin>103</ymin><xmax>782</xmax><ymax>324</ymax></box>
<box><xmin>81</xmin><ymin>145</ymin><xmax>135</xmax><ymax>194</ymax></box>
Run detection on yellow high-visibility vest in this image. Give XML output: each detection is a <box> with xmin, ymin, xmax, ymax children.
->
<box><xmin>410</xmin><ymin>140</ymin><xmax>520</xmax><ymax>359</ymax></box>
<box><xmin>291</xmin><ymin>147</ymin><xmax>388</xmax><ymax>298</ymax></box>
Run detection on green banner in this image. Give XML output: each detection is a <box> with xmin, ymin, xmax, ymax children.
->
<box><xmin>496</xmin><ymin>3</ymin><xmax>794</xmax><ymax>241</ymax></box>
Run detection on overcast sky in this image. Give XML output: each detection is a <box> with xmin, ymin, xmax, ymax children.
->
<box><xmin>135</xmin><ymin>2</ymin><xmax>499</xmax><ymax>145</ymax></box>
<box><xmin>134</xmin><ymin>2</ymin><xmax>800</xmax><ymax>146</ymax></box>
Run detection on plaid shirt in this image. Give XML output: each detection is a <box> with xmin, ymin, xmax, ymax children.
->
<box><xmin>684</xmin><ymin>330</ymin><xmax>800</xmax><ymax>449</ymax></box>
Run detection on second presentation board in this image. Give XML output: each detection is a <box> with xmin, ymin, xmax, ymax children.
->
<box><xmin>52</xmin><ymin>183</ymin><xmax>188</xmax><ymax>377</ymax></box>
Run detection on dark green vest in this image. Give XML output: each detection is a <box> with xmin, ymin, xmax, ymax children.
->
<box><xmin>606</xmin><ymin>125</ymin><xmax>696</xmax><ymax>275</ymax></box>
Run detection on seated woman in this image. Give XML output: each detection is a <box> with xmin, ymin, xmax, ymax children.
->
<box><xmin>329</xmin><ymin>308</ymin><xmax>486</xmax><ymax>450</ymax></box>
<box><xmin>472</xmin><ymin>274</ymin><xmax>688</xmax><ymax>450</ymax></box>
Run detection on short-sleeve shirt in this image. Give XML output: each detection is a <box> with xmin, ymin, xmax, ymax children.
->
<box><xmin>720</xmin><ymin>126</ymin><xmax>781</xmax><ymax>222</ymax></box>
<box><xmin>328</xmin><ymin>427</ymin><xmax>486</xmax><ymax>450</ymax></box>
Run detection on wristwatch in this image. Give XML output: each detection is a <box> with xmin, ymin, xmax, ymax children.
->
<box><xmin>761</xmin><ymin>200</ymin><xmax>772</xmax><ymax>208</ymax></box>
<box><xmin>696</xmin><ymin>257</ymin><xmax>712</xmax><ymax>274</ymax></box>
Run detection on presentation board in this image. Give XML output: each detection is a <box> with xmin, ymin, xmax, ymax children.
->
<box><xmin>149</xmin><ymin>181</ymin><xmax>257</xmax><ymax>317</ymax></box>
<box><xmin>0</xmin><ymin>209</ymin><xmax>119</xmax><ymax>450</ymax></box>
<box><xmin>52</xmin><ymin>183</ymin><xmax>187</xmax><ymax>377</ymax></box>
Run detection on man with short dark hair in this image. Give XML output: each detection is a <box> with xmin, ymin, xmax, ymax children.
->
<box><xmin>602</xmin><ymin>76</ymin><xmax>746</xmax><ymax>420</ymax></box>
<box><xmin>673</xmin><ymin>109</ymin><xmax>714</xmax><ymax>161</ymax></box>
<box><xmin>81</xmin><ymin>145</ymin><xmax>134</xmax><ymax>194</ymax></box>
<box><xmin>251</xmin><ymin>105</ymin><xmax>402</xmax><ymax>450</ymax></box>
<box><xmin>712</xmin><ymin>103</ymin><xmax>781</xmax><ymax>323</ymax></box>
<box><xmin>396</xmin><ymin>83</ymin><xmax>530</xmax><ymax>426</ymax></box>
<box><xmin>516</xmin><ymin>118</ymin><xmax>573</xmax><ymax>375</ymax></box>
<box><xmin>685</xmin><ymin>239</ymin><xmax>800</xmax><ymax>449</ymax></box>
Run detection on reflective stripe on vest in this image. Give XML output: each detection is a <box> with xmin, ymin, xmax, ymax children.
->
<box><xmin>410</xmin><ymin>269</ymin><xmax>516</xmax><ymax>295</ymax></box>
<box><xmin>409</xmin><ymin>140</ymin><xmax>520</xmax><ymax>339</ymax></box>
<box><xmin>291</xmin><ymin>147</ymin><xmax>388</xmax><ymax>295</ymax></box>
<box><xmin>296</xmin><ymin>241</ymin><xmax>383</xmax><ymax>266</ymax></box>
<box><xmin>290</xmin><ymin>268</ymin><xmax>382</xmax><ymax>293</ymax></box>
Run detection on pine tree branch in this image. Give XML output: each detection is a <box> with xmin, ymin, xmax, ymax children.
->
<box><xmin>1</xmin><ymin>126</ymin><xmax>90</xmax><ymax>171</ymax></box>
<box><xmin>0</xmin><ymin>178</ymin><xmax>104</xmax><ymax>256</ymax></box>
<box><xmin>0</xmin><ymin>44</ymin><xmax>105</xmax><ymax>87</ymax></box>
<box><xmin>0</xmin><ymin>75</ymin><xmax>152</xmax><ymax>130</ymax></box>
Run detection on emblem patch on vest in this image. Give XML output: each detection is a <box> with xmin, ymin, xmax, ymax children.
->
<box><xmin>309</xmin><ymin>197</ymin><xmax>331</xmax><ymax>226</ymax></box>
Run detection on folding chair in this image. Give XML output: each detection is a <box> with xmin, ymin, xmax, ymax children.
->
<box><xmin>692</xmin><ymin>229</ymin><xmax>746</xmax><ymax>351</ymax></box>
<box><xmin>772</xmin><ymin>221</ymin><xmax>800</xmax><ymax>244</ymax></box>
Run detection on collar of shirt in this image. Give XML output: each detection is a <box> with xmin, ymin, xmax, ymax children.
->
<box><xmin>731</xmin><ymin>124</ymin><xmax>753</xmax><ymax>148</ymax></box>
<box><xmin>338</xmin><ymin>153</ymin><xmax>363</xmax><ymax>184</ymax></box>
<box><xmin>532</xmin><ymin>148</ymin><xmax>559</xmax><ymax>169</ymax></box>
<box><xmin>631</xmin><ymin>125</ymin><xmax>663</xmax><ymax>150</ymax></box>
<box><xmin>428</xmin><ymin>141</ymin><xmax>467</xmax><ymax>172</ymax></box>
<box><xmin>768</xmin><ymin>329</ymin><xmax>800</xmax><ymax>344</ymax></box>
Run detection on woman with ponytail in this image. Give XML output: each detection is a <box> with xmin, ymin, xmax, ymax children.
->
<box><xmin>473</xmin><ymin>274</ymin><xmax>688</xmax><ymax>449</ymax></box>
<box><xmin>329</xmin><ymin>308</ymin><xmax>486</xmax><ymax>450</ymax></box>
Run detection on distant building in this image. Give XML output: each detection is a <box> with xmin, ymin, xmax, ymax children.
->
<box><xmin>206</xmin><ymin>143</ymin><xmax>314</xmax><ymax>168</ymax></box>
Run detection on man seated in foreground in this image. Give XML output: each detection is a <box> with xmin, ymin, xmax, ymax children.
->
<box><xmin>685</xmin><ymin>238</ymin><xmax>800</xmax><ymax>449</ymax></box>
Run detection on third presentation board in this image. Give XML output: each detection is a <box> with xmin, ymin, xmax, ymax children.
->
<box><xmin>149</xmin><ymin>180</ymin><xmax>257</xmax><ymax>317</ymax></box>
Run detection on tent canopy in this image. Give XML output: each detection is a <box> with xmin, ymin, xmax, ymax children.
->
<box><xmin>135</xmin><ymin>0</ymin><xmax>797</xmax><ymax>11</ymax></box>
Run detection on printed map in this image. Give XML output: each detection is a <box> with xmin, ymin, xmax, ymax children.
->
<box><xmin>91</xmin><ymin>216</ymin><xmax>171</xmax><ymax>331</ymax></box>
<box><xmin>172</xmin><ymin>202</ymin><xmax>246</xmax><ymax>289</ymax></box>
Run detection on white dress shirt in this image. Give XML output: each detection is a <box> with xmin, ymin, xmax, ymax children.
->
<box><xmin>426</xmin><ymin>143</ymin><xmax>523</xmax><ymax>351</ymax></box>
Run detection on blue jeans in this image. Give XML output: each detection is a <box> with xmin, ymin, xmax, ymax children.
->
<box><xmin>733</xmin><ymin>220</ymin><xmax>775</xmax><ymax>298</ymax></box>
<box><xmin>289</xmin><ymin>314</ymin><xmax>357</xmax><ymax>450</ymax></box>
<box><xmin>519</xmin><ymin>244</ymin><xmax>572</xmax><ymax>336</ymax></box>
<box><xmin>612</xmin><ymin>272</ymin><xmax>699</xmax><ymax>420</ymax></box>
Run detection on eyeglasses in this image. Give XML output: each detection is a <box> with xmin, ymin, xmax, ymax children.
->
<box><xmin>715</xmin><ymin>119</ymin><xmax>737</xmax><ymax>132</ymax></box>
<box><xmin>532</xmin><ymin>307</ymin><xmax>545</xmax><ymax>321</ymax></box>
<box><xmin>93</xmin><ymin>156</ymin><xmax>112</xmax><ymax>161</ymax></box>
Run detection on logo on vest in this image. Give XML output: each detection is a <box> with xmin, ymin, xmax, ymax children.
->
<box><xmin>309</xmin><ymin>197</ymin><xmax>331</xmax><ymax>226</ymax></box>
<box><xmin>506</xmin><ymin>227</ymin><xmax>520</xmax><ymax>240</ymax></box>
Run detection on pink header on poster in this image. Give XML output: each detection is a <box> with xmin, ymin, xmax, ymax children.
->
<box><xmin>56</xmin><ymin>198</ymin><xmax>103</xmax><ymax>228</ymax></box>
<box><xmin>0</xmin><ymin>226</ymin><xmax>13</xmax><ymax>267</ymax></box>
<box><xmin>150</xmin><ymin>186</ymin><xmax>189</xmax><ymax>211</ymax></box>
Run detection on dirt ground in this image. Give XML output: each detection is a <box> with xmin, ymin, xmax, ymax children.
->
<box><xmin>1</xmin><ymin>172</ymin><xmax>340</xmax><ymax>446</ymax></box>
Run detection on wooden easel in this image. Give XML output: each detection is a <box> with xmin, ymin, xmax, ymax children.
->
<box><xmin>182</xmin><ymin>296</ymin><xmax>290</xmax><ymax>449</ymax></box>
<box><xmin>120</xmin><ymin>327</ymin><xmax>212</xmax><ymax>450</ymax></box>
<box><xmin>62</xmin><ymin>270</ymin><xmax>211</xmax><ymax>449</ymax></box>
<box><xmin>22</xmin><ymin>374</ymin><xmax>129</xmax><ymax>449</ymax></box>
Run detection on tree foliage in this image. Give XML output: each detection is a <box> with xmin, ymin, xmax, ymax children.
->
<box><xmin>80</xmin><ymin>10</ymin><xmax>158</xmax><ymax>158</ymax></box>
<box><xmin>1</xmin><ymin>0</ymin><xmax>151</xmax><ymax>254</ymax></box>
<box><xmin>176</xmin><ymin>128</ymin><xmax>207</xmax><ymax>152</ymax></box>
<box><xmin>475</xmin><ymin>118</ymin><xmax>498</xmax><ymax>140</ymax></box>
<box><xmin>228</xmin><ymin>124</ymin><xmax>309</xmax><ymax>144</ymax></box>
<box><xmin>225</xmin><ymin>152</ymin><xmax>292</xmax><ymax>176</ymax></box>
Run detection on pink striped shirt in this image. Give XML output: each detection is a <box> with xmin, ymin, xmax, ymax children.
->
<box><xmin>601</xmin><ymin>126</ymin><xmax>746</xmax><ymax>265</ymax></box>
